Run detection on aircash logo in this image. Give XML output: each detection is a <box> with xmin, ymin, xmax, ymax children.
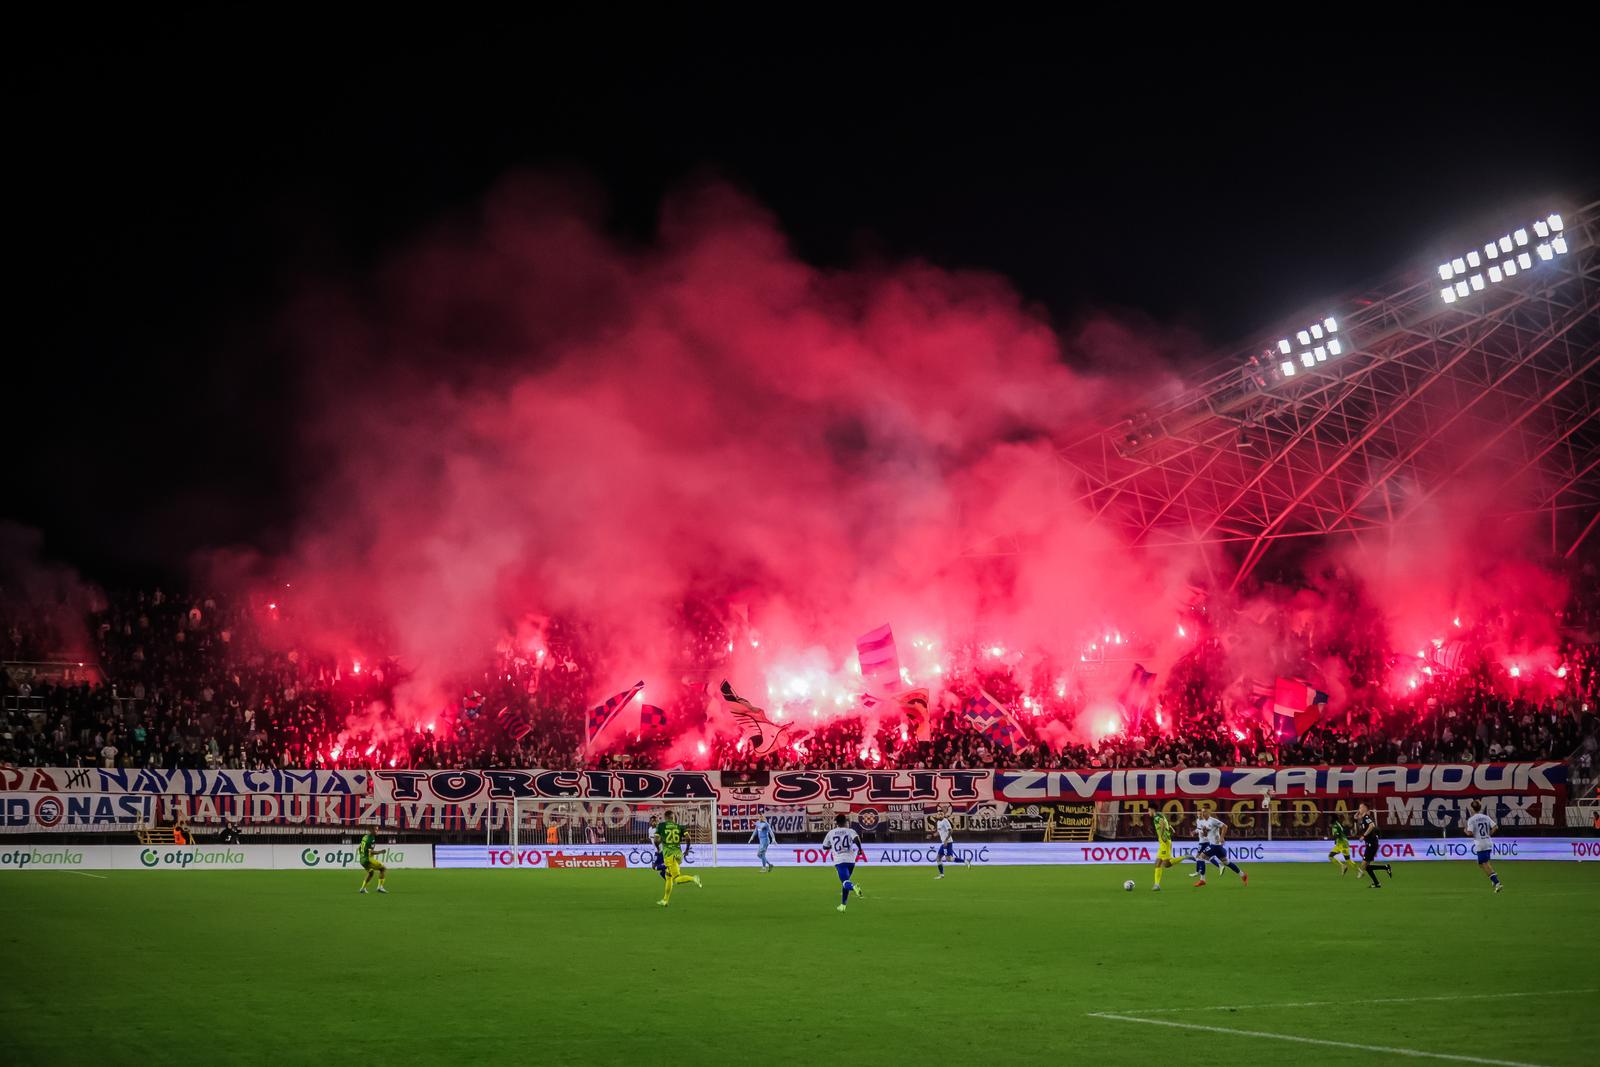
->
<box><xmin>138</xmin><ymin>848</ymin><xmax>247</xmax><ymax>869</ymax></box>
<box><xmin>0</xmin><ymin>847</ymin><xmax>85</xmax><ymax>869</ymax></box>
<box><xmin>547</xmin><ymin>851</ymin><xmax>626</xmax><ymax>869</ymax></box>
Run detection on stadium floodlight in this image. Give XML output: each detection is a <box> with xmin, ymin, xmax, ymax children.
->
<box><xmin>1438</xmin><ymin>209</ymin><xmax>1572</xmax><ymax>304</ymax></box>
<box><xmin>1274</xmin><ymin>312</ymin><xmax>1348</xmax><ymax>381</ymax></box>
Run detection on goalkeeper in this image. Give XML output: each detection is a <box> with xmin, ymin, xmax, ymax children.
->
<box><xmin>655</xmin><ymin>811</ymin><xmax>702</xmax><ymax>907</ymax></box>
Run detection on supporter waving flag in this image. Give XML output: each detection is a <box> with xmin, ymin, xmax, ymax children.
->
<box><xmin>961</xmin><ymin>688</ymin><xmax>1026</xmax><ymax>749</ymax></box>
<box><xmin>588</xmin><ymin>680</ymin><xmax>645</xmax><ymax>746</ymax></box>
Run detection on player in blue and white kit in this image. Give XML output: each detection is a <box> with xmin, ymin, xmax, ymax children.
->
<box><xmin>750</xmin><ymin>813</ymin><xmax>776</xmax><ymax>872</ymax></box>
<box><xmin>1465</xmin><ymin>799</ymin><xmax>1503</xmax><ymax>893</ymax></box>
<box><xmin>823</xmin><ymin>813</ymin><xmax>865</xmax><ymax>912</ymax></box>
<box><xmin>1192</xmin><ymin>813</ymin><xmax>1247</xmax><ymax>887</ymax></box>
<box><xmin>933</xmin><ymin>809</ymin><xmax>969</xmax><ymax>878</ymax></box>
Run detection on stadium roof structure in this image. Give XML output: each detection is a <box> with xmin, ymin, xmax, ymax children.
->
<box><xmin>1049</xmin><ymin>197</ymin><xmax>1600</xmax><ymax>588</ymax></box>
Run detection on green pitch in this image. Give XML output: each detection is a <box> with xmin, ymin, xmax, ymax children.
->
<box><xmin>3</xmin><ymin>862</ymin><xmax>1597</xmax><ymax>1065</ymax></box>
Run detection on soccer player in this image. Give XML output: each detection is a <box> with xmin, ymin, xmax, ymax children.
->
<box><xmin>1152</xmin><ymin>809</ymin><xmax>1177</xmax><ymax>890</ymax></box>
<box><xmin>655</xmin><ymin>811</ymin><xmax>702</xmax><ymax>906</ymax></box>
<box><xmin>357</xmin><ymin>826</ymin><xmax>388</xmax><ymax>895</ymax></box>
<box><xmin>750</xmin><ymin>812</ymin><xmax>776</xmax><ymax>872</ymax></box>
<box><xmin>1465</xmin><ymin>799</ymin><xmax>1503</xmax><ymax>893</ymax></box>
<box><xmin>1355</xmin><ymin>803</ymin><xmax>1393</xmax><ymax>888</ymax></box>
<box><xmin>933</xmin><ymin>808</ymin><xmax>968</xmax><ymax>878</ymax></box>
<box><xmin>824</xmin><ymin>813</ymin><xmax>865</xmax><ymax>912</ymax></box>
<box><xmin>646</xmin><ymin>814</ymin><xmax>667</xmax><ymax>882</ymax></box>
<box><xmin>1328</xmin><ymin>817</ymin><xmax>1354</xmax><ymax>875</ymax></box>
<box><xmin>1192</xmin><ymin>811</ymin><xmax>1247</xmax><ymax>887</ymax></box>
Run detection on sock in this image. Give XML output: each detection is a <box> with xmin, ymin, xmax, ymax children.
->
<box><xmin>938</xmin><ymin>860</ymin><xmax>944</xmax><ymax>874</ymax></box>
<box><xmin>1490</xmin><ymin>872</ymin><xmax>1500</xmax><ymax>886</ymax></box>
<box><xmin>1367</xmin><ymin>866</ymin><xmax>1380</xmax><ymax>886</ymax></box>
<box><xmin>841</xmin><ymin>881</ymin><xmax>852</xmax><ymax>906</ymax></box>
<box><xmin>1225</xmin><ymin>862</ymin><xmax>1241</xmax><ymax>875</ymax></box>
<box><xmin>1195</xmin><ymin>857</ymin><xmax>1206</xmax><ymax>876</ymax></box>
<box><xmin>675</xmin><ymin>874</ymin><xmax>695</xmax><ymax>885</ymax></box>
<box><xmin>1154</xmin><ymin>866</ymin><xmax>1164</xmax><ymax>887</ymax></box>
<box><xmin>663</xmin><ymin>877</ymin><xmax>675</xmax><ymax>903</ymax></box>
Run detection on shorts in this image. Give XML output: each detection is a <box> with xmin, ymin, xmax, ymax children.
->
<box><xmin>664</xmin><ymin>854</ymin><xmax>683</xmax><ymax>879</ymax></box>
<box><xmin>835</xmin><ymin>862</ymin><xmax>855</xmax><ymax>883</ymax></box>
<box><xmin>1363</xmin><ymin>837</ymin><xmax>1381</xmax><ymax>861</ymax></box>
<box><xmin>936</xmin><ymin>840</ymin><xmax>955</xmax><ymax>856</ymax></box>
<box><xmin>1475</xmin><ymin>849</ymin><xmax>1493</xmax><ymax>865</ymax></box>
<box><xmin>361</xmin><ymin>857</ymin><xmax>383</xmax><ymax>871</ymax></box>
<box><xmin>1156</xmin><ymin>843</ymin><xmax>1173</xmax><ymax>863</ymax></box>
<box><xmin>1330</xmin><ymin>843</ymin><xmax>1351</xmax><ymax>858</ymax></box>
<box><xmin>1198</xmin><ymin>842</ymin><xmax>1227</xmax><ymax>862</ymax></box>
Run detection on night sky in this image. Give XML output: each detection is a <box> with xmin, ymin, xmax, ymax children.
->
<box><xmin>12</xmin><ymin>19</ymin><xmax>1599</xmax><ymax>583</ymax></box>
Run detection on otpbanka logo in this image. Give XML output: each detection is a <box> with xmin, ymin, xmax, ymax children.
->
<box><xmin>140</xmin><ymin>848</ymin><xmax>160</xmax><ymax>867</ymax></box>
<box><xmin>301</xmin><ymin>848</ymin><xmax>321</xmax><ymax>867</ymax></box>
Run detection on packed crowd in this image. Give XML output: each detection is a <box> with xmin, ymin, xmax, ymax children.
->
<box><xmin>2</xmin><ymin>581</ymin><xmax>1598</xmax><ymax>775</ymax></box>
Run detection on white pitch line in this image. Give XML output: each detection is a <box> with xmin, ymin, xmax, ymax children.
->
<box><xmin>1086</xmin><ymin>1012</ymin><xmax>1554</xmax><ymax>1067</ymax></box>
<box><xmin>1130</xmin><ymin>987</ymin><xmax>1598</xmax><ymax>1015</ymax></box>
<box><xmin>62</xmin><ymin>871</ymin><xmax>108</xmax><ymax>880</ymax></box>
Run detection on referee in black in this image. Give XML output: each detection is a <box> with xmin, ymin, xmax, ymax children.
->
<box><xmin>1355</xmin><ymin>802</ymin><xmax>1394</xmax><ymax>887</ymax></box>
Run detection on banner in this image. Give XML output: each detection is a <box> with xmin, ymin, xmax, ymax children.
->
<box><xmin>433</xmin><ymin>838</ymin><xmax>1600</xmax><ymax>869</ymax></box>
<box><xmin>0</xmin><ymin>767</ymin><xmax>371</xmax><ymax>796</ymax></box>
<box><xmin>0</xmin><ymin>764</ymin><xmax>1572</xmax><ymax>832</ymax></box>
<box><xmin>0</xmin><ymin>845</ymin><xmax>435</xmax><ymax>870</ymax></box>
<box><xmin>994</xmin><ymin>763</ymin><xmax>1568</xmax><ymax>802</ymax></box>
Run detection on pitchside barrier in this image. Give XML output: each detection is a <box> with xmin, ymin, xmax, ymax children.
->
<box><xmin>432</xmin><ymin>838</ymin><xmax>1600</xmax><ymax>870</ymax></box>
<box><xmin>5</xmin><ymin>839</ymin><xmax>1597</xmax><ymax>870</ymax></box>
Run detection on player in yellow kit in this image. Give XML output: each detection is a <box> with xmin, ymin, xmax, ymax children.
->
<box><xmin>1151</xmin><ymin>810</ymin><xmax>1177</xmax><ymax>891</ymax></box>
<box><xmin>655</xmin><ymin>813</ymin><xmax>702</xmax><ymax>906</ymax></box>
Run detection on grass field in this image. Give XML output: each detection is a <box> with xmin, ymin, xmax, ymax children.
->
<box><xmin>3</xmin><ymin>861</ymin><xmax>1597</xmax><ymax>1065</ymax></box>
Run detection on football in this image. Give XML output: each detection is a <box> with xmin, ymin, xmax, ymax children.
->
<box><xmin>1122</xmin><ymin>879</ymin><xmax>1135</xmax><ymax>891</ymax></box>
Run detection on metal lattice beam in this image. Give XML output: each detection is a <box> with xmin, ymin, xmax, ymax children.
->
<box><xmin>1055</xmin><ymin>199</ymin><xmax>1600</xmax><ymax>582</ymax></box>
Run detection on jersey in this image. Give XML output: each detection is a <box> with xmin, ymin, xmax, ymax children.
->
<box><xmin>657</xmin><ymin>820</ymin><xmax>686</xmax><ymax>859</ymax></box>
<box><xmin>1330</xmin><ymin>819</ymin><xmax>1349</xmax><ymax>847</ymax></box>
<box><xmin>936</xmin><ymin>817</ymin><xmax>953</xmax><ymax>843</ymax></box>
<box><xmin>1466</xmin><ymin>812</ymin><xmax>1496</xmax><ymax>853</ymax></box>
<box><xmin>1153</xmin><ymin>814</ymin><xmax>1173</xmax><ymax>846</ymax></box>
<box><xmin>358</xmin><ymin>832</ymin><xmax>377</xmax><ymax>864</ymax></box>
<box><xmin>755</xmin><ymin>820</ymin><xmax>773</xmax><ymax>846</ymax></box>
<box><xmin>823</xmin><ymin>826</ymin><xmax>861</xmax><ymax>864</ymax></box>
<box><xmin>1195</xmin><ymin>815</ymin><xmax>1225</xmax><ymax>846</ymax></box>
<box><xmin>1357</xmin><ymin>812</ymin><xmax>1379</xmax><ymax>842</ymax></box>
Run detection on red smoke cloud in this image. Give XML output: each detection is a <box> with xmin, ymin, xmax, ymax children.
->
<box><xmin>242</xmin><ymin>175</ymin><xmax>1572</xmax><ymax>754</ymax></box>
